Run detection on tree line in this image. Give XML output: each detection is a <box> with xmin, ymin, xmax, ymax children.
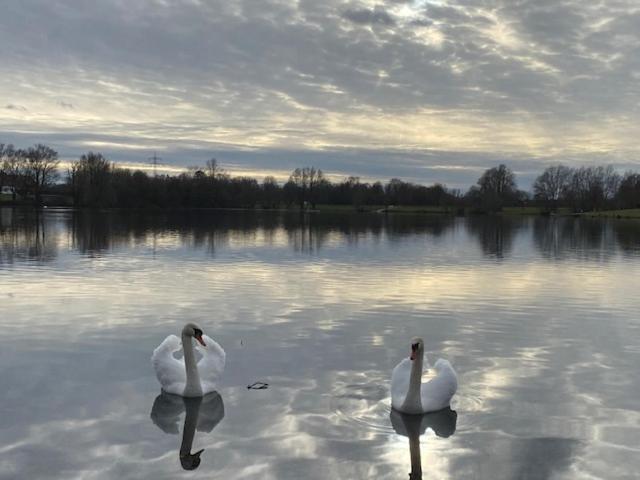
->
<box><xmin>1</xmin><ymin>143</ymin><xmax>639</xmax><ymax>212</ymax></box>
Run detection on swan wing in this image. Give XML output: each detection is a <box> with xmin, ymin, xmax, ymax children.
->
<box><xmin>420</xmin><ymin>359</ymin><xmax>458</xmax><ymax>412</ymax></box>
<box><xmin>195</xmin><ymin>335</ymin><xmax>226</xmax><ymax>394</ymax></box>
<box><xmin>152</xmin><ymin>335</ymin><xmax>186</xmax><ymax>395</ymax></box>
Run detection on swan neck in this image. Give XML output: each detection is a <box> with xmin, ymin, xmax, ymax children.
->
<box><xmin>182</xmin><ymin>334</ymin><xmax>202</xmax><ymax>395</ymax></box>
<box><xmin>402</xmin><ymin>354</ymin><xmax>423</xmax><ymax>412</ymax></box>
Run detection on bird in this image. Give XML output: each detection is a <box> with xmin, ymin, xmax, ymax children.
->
<box><xmin>391</xmin><ymin>337</ymin><xmax>457</xmax><ymax>414</ymax></box>
<box><xmin>152</xmin><ymin>323</ymin><xmax>225</xmax><ymax>397</ymax></box>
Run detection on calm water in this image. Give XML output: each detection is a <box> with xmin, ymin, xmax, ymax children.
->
<box><xmin>1</xmin><ymin>208</ymin><xmax>639</xmax><ymax>479</ymax></box>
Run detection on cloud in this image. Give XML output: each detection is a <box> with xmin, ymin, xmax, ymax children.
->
<box><xmin>4</xmin><ymin>104</ymin><xmax>27</xmax><ymax>111</ymax></box>
<box><xmin>342</xmin><ymin>7</ymin><xmax>396</xmax><ymax>26</ymax></box>
<box><xmin>0</xmin><ymin>0</ymin><xmax>639</xmax><ymax>189</ymax></box>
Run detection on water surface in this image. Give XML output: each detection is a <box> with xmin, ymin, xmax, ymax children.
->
<box><xmin>1</xmin><ymin>208</ymin><xmax>639</xmax><ymax>479</ymax></box>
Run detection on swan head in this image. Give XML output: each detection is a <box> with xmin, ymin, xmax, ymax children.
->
<box><xmin>180</xmin><ymin>448</ymin><xmax>204</xmax><ymax>470</ymax></box>
<box><xmin>182</xmin><ymin>322</ymin><xmax>206</xmax><ymax>347</ymax></box>
<box><xmin>409</xmin><ymin>337</ymin><xmax>424</xmax><ymax>361</ymax></box>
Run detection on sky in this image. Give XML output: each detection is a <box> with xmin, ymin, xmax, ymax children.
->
<box><xmin>1</xmin><ymin>0</ymin><xmax>639</xmax><ymax>190</ymax></box>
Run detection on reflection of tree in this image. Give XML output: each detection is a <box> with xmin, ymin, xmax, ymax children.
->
<box><xmin>70</xmin><ymin>211</ymin><xmax>113</xmax><ymax>255</ymax></box>
<box><xmin>0</xmin><ymin>209</ymin><xmax>57</xmax><ymax>264</ymax></box>
<box><xmin>465</xmin><ymin>216</ymin><xmax>523</xmax><ymax>259</ymax></box>
<box><xmin>612</xmin><ymin>220</ymin><xmax>640</xmax><ymax>256</ymax></box>
<box><xmin>533</xmin><ymin>217</ymin><xmax>620</xmax><ymax>261</ymax></box>
<box><xmin>284</xmin><ymin>214</ymin><xmax>330</xmax><ymax>253</ymax></box>
<box><xmin>282</xmin><ymin>212</ymin><xmax>455</xmax><ymax>253</ymax></box>
<box><xmin>384</xmin><ymin>214</ymin><xmax>453</xmax><ymax>241</ymax></box>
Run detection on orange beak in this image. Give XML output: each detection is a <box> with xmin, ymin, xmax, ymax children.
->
<box><xmin>195</xmin><ymin>335</ymin><xmax>206</xmax><ymax>347</ymax></box>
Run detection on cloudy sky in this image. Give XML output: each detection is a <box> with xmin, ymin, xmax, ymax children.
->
<box><xmin>1</xmin><ymin>0</ymin><xmax>639</xmax><ymax>189</ymax></box>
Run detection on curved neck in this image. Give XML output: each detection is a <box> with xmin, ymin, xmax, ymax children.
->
<box><xmin>402</xmin><ymin>353</ymin><xmax>423</xmax><ymax>413</ymax></box>
<box><xmin>182</xmin><ymin>333</ymin><xmax>202</xmax><ymax>395</ymax></box>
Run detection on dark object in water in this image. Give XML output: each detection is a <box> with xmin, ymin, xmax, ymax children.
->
<box><xmin>247</xmin><ymin>381</ymin><xmax>269</xmax><ymax>390</ymax></box>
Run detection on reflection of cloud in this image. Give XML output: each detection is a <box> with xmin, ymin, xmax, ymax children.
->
<box><xmin>2</xmin><ymin>211</ymin><xmax>640</xmax><ymax>478</ymax></box>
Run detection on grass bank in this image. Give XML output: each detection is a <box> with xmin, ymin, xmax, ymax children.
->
<box><xmin>582</xmin><ymin>208</ymin><xmax>640</xmax><ymax>219</ymax></box>
<box><xmin>315</xmin><ymin>204</ymin><xmax>460</xmax><ymax>214</ymax></box>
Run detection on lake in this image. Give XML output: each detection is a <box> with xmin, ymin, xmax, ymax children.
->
<box><xmin>1</xmin><ymin>208</ymin><xmax>639</xmax><ymax>479</ymax></box>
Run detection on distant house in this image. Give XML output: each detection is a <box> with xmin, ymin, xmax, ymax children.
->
<box><xmin>0</xmin><ymin>186</ymin><xmax>17</xmax><ymax>202</ymax></box>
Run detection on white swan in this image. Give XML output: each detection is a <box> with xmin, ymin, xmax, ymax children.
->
<box><xmin>152</xmin><ymin>323</ymin><xmax>225</xmax><ymax>397</ymax></box>
<box><xmin>391</xmin><ymin>337</ymin><xmax>457</xmax><ymax>414</ymax></box>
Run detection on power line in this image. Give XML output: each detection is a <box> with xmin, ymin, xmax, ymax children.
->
<box><xmin>148</xmin><ymin>151</ymin><xmax>162</xmax><ymax>177</ymax></box>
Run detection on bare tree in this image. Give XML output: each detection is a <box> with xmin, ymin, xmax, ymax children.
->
<box><xmin>533</xmin><ymin>165</ymin><xmax>572</xmax><ymax>208</ymax></box>
<box><xmin>602</xmin><ymin>165</ymin><xmax>621</xmax><ymax>201</ymax></box>
<box><xmin>262</xmin><ymin>176</ymin><xmax>280</xmax><ymax>209</ymax></box>
<box><xmin>205</xmin><ymin>158</ymin><xmax>227</xmax><ymax>179</ymax></box>
<box><xmin>0</xmin><ymin>144</ymin><xmax>24</xmax><ymax>189</ymax></box>
<box><xmin>69</xmin><ymin>152</ymin><xmax>113</xmax><ymax>207</ymax></box>
<box><xmin>474</xmin><ymin>164</ymin><xmax>517</xmax><ymax>210</ymax></box>
<box><xmin>617</xmin><ymin>172</ymin><xmax>640</xmax><ymax>208</ymax></box>
<box><xmin>288</xmin><ymin>166</ymin><xmax>324</xmax><ymax>208</ymax></box>
<box><xmin>478</xmin><ymin>164</ymin><xmax>516</xmax><ymax>196</ymax></box>
<box><xmin>24</xmin><ymin>144</ymin><xmax>59</xmax><ymax>204</ymax></box>
<box><xmin>0</xmin><ymin>143</ymin><xmax>8</xmax><ymax>184</ymax></box>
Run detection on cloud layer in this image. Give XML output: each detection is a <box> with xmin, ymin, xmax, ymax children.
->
<box><xmin>1</xmin><ymin>0</ymin><xmax>639</xmax><ymax>188</ymax></box>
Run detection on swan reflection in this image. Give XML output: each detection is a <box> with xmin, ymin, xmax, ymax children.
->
<box><xmin>150</xmin><ymin>391</ymin><xmax>225</xmax><ymax>470</ymax></box>
<box><xmin>390</xmin><ymin>407</ymin><xmax>457</xmax><ymax>480</ymax></box>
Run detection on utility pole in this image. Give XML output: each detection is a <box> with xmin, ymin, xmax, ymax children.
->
<box><xmin>149</xmin><ymin>151</ymin><xmax>162</xmax><ymax>177</ymax></box>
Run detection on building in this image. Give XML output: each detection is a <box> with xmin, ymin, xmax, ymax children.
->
<box><xmin>0</xmin><ymin>186</ymin><xmax>17</xmax><ymax>202</ymax></box>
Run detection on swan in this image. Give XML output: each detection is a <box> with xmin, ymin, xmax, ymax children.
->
<box><xmin>391</xmin><ymin>337</ymin><xmax>457</xmax><ymax>414</ymax></box>
<box><xmin>152</xmin><ymin>323</ymin><xmax>225</xmax><ymax>397</ymax></box>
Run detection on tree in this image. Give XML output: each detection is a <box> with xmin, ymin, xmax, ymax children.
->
<box><xmin>533</xmin><ymin>165</ymin><xmax>572</xmax><ymax>208</ymax></box>
<box><xmin>565</xmin><ymin>165</ymin><xmax>620</xmax><ymax>211</ymax></box>
<box><xmin>69</xmin><ymin>152</ymin><xmax>113</xmax><ymax>207</ymax></box>
<box><xmin>288</xmin><ymin>167</ymin><xmax>324</xmax><ymax>208</ymax></box>
<box><xmin>478</xmin><ymin>164</ymin><xmax>516</xmax><ymax>196</ymax></box>
<box><xmin>205</xmin><ymin>158</ymin><xmax>227</xmax><ymax>179</ymax></box>
<box><xmin>0</xmin><ymin>144</ymin><xmax>25</xmax><ymax>191</ymax></box>
<box><xmin>616</xmin><ymin>172</ymin><xmax>640</xmax><ymax>209</ymax></box>
<box><xmin>475</xmin><ymin>164</ymin><xmax>517</xmax><ymax>210</ymax></box>
<box><xmin>261</xmin><ymin>176</ymin><xmax>280</xmax><ymax>209</ymax></box>
<box><xmin>24</xmin><ymin>144</ymin><xmax>59</xmax><ymax>204</ymax></box>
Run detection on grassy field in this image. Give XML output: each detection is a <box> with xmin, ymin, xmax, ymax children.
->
<box><xmin>582</xmin><ymin>209</ymin><xmax>640</xmax><ymax>219</ymax></box>
<box><xmin>502</xmin><ymin>206</ymin><xmax>575</xmax><ymax>215</ymax></box>
<box><xmin>315</xmin><ymin>204</ymin><xmax>459</xmax><ymax>214</ymax></box>
<box><xmin>502</xmin><ymin>206</ymin><xmax>546</xmax><ymax>215</ymax></box>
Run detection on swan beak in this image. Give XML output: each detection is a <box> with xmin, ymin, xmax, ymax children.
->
<box><xmin>195</xmin><ymin>335</ymin><xmax>206</xmax><ymax>347</ymax></box>
<box><xmin>410</xmin><ymin>343</ymin><xmax>418</xmax><ymax>360</ymax></box>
